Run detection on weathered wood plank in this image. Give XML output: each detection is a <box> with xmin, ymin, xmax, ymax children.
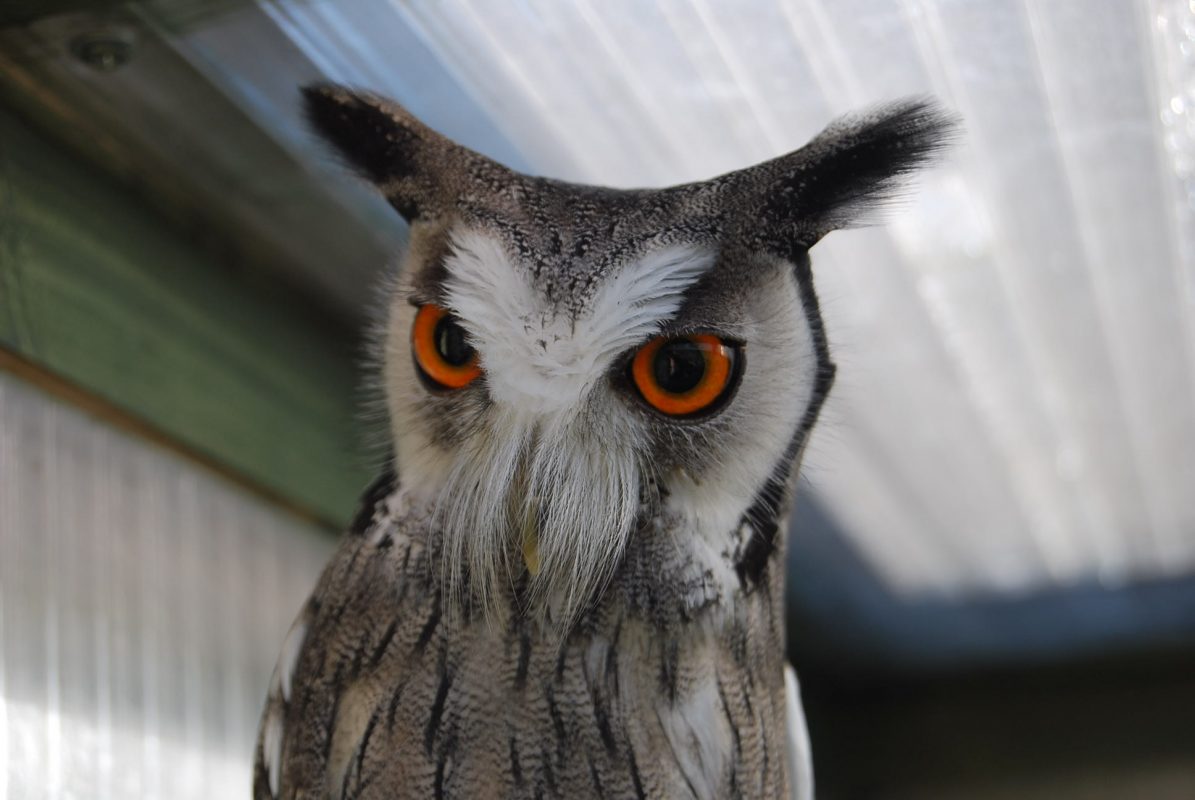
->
<box><xmin>0</xmin><ymin>2</ymin><xmax>124</xmax><ymax>26</ymax></box>
<box><xmin>0</xmin><ymin>106</ymin><xmax>372</xmax><ymax>526</ymax></box>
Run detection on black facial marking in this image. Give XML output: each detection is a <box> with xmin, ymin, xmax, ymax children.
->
<box><xmin>735</xmin><ymin>457</ymin><xmax>789</xmax><ymax>589</ymax></box>
<box><xmin>735</xmin><ymin>252</ymin><xmax>836</xmax><ymax>587</ymax></box>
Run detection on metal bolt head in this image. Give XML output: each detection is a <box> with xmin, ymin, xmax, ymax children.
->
<box><xmin>70</xmin><ymin>29</ymin><xmax>136</xmax><ymax>73</ymax></box>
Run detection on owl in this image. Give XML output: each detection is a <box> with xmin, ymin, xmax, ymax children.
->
<box><xmin>254</xmin><ymin>84</ymin><xmax>952</xmax><ymax>800</ymax></box>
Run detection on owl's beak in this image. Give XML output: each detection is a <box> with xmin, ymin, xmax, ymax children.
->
<box><xmin>511</xmin><ymin>467</ymin><xmax>541</xmax><ymax>576</ymax></box>
<box><xmin>521</xmin><ymin>504</ymin><xmax>544</xmax><ymax>573</ymax></box>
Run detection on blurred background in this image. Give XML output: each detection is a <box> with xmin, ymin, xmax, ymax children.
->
<box><xmin>2</xmin><ymin>0</ymin><xmax>1195</xmax><ymax>797</ymax></box>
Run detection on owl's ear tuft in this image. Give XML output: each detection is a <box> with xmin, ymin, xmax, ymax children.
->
<box><xmin>301</xmin><ymin>84</ymin><xmax>426</xmax><ymax>185</ymax></box>
<box><xmin>730</xmin><ymin>98</ymin><xmax>958</xmax><ymax>256</ymax></box>
<box><xmin>301</xmin><ymin>83</ymin><xmax>500</xmax><ymax>222</ymax></box>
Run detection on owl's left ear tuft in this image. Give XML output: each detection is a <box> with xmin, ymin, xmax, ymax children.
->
<box><xmin>301</xmin><ymin>84</ymin><xmax>424</xmax><ymax>185</ymax></box>
<box><xmin>726</xmin><ymin>98</ymin><xmax>959</xmax><ymax>256</ymax></box>
<box><xmin>300</xmin><ymin>83</ymin><xmax>506</xmax><ymax>223</ymax></box>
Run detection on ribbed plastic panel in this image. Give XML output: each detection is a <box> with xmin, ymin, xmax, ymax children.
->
<box><xmin>0</xmin><ymin>373</ymin><xmax>332</xmax><ymax>798</ymax></box>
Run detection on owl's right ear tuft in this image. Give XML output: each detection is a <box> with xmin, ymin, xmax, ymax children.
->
<box><xmin>718</xmin><ymin>98</ymin><xmax>958</xmax><ymax>258</ymax></box>
<box><xmin>301</xmin><ymin>83</ymin><xmax>472</xmax><ymax>222</ymax></box>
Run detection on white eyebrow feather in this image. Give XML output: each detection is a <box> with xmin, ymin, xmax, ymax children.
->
<box><xmin>584</xmin><ymin>242</ymin><xmax>717</xmax><ymax>355</ymax></box>
<box><xmin>442</xmin><ymin>228</ymin><xmax>715</xmax><ymax>414</ymax></box>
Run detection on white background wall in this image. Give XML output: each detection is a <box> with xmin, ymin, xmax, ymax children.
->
<box><xmin>0</xmin><ymin>373</ymin><xmax>333</xmax><ymax>798</ymax></box>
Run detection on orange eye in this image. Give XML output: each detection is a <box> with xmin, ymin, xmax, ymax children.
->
<box><xmin>411</xmin><ymin>304</ymin><xmax>482</xmax><ymax>389</ymax></box>
<box><xmin>630</xmin><ymin>334</ymin><xmax>740</xmax><ymax>417</ymax></box>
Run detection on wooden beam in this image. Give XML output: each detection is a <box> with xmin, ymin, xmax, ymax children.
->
<box><xmin>0</xmin><ymin>1</ymin><xmax>257</xmax><ymax>27</ymax></box>
<box><xmin>0</xmin><ymin>106</ymin><xmax>373</xmax><ymax>527</ymax></box>
<box><xmin>0</xmin><ymin>1</ymin><xmax>123</xmax><ymax>26</ymax></box>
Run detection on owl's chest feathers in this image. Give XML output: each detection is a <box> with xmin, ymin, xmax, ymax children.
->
<box><xmin>297</xmin><ymin>505</ymin><xmax>790</xmax><ymax>799</ymax></box>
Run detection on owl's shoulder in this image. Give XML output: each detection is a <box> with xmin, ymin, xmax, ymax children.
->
<box><xmin>254</xmin><ymin>473</ymin><xmax>431</xmax><ymax>799</ymax></box>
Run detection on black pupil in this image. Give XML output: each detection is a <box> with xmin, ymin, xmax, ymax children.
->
<box><xmin>434</xmin><ymin>317</ymin><xmax>474</xmax><ymax>367</ymax></box>
<box><xmin>653</xmin><ymin>340</ymin><xmax>707</xmax><ymax>394</ymax></box>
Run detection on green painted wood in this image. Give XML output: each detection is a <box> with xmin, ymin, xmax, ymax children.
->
<box><xmin>0</xmin><ymin>106</ymin><xmax>372</xmax><ymax>526</ymax></box>
<box><xmin>0</xmin><ymin>1</ymin><xmax>125</xmax><ymax>26</ymax></box>
<box><xmin>0</xmin><ymin>1</ymin><xmax>260</xmax><ymax>31</ymax></box>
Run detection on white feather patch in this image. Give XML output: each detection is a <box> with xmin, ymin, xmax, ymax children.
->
<box><xmin>443</xmin><ymin>228</ymin><xmax>715</xmax><ymax>414</ymax></box>
<box><xmin>262</xmin><ymin>705</ymin><xmax>284</xmax><ymax>798</ymax></box>
<box><xmin>276</xmin><ymin>614</ymin><xmax>308</xmax><ymax>703</ymax></box>
<box><xmin>260</xmin><ymin>611</ymin><xmax>309</xmax><ymax>797</ymax></box>
<box><xmin>424</xmin><ymin>229</ymin><xmax>717</xmax><ymax>620</ymax></box>
<box><xmin>656</xmin><ymin>672</ymin><xmax>732</xmax><ymax>800</ymax></box>
<box><xmin>785</xmin><ymin>664</ymin><xmax>815</xmax><ymax>800</ymax></box>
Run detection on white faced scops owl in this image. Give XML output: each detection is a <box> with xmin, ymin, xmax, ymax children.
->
<box><xmin>255</xmin><ymin>84</ymin><xmax>952</xmax><ymax>800</ymax></box>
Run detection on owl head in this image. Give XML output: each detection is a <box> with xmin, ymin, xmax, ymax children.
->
<box><xmin>303</xmin><ymin>85</ymin><xmax>952</xmax><ymax>625</ymax></box>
